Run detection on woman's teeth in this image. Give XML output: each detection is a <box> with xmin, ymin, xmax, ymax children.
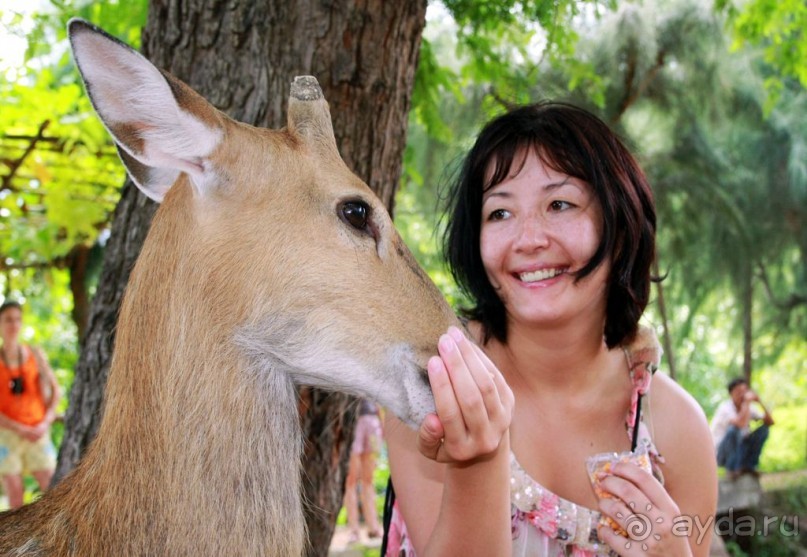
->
<box><xmin>519</xmin><ymin>268</ymin><xmax>564</xmax><ymax>283</ymax></box>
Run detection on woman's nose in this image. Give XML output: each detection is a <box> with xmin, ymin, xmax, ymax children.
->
<box><xmin>513</xmin><ymin>216</ymin><xmax>549</xmax><ymax>252</ymax></box>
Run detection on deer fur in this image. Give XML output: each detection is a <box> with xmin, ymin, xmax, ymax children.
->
<box><xmin>0</xmin><ymin>20</ymin><xmax>459</xmax><ymax>556</ymax></box>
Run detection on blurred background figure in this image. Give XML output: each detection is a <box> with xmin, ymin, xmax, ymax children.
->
<box><xmin>711</xmin><ymin>377</ymin><xmax>774</xmax><ymax>480</ymax></box>
<box><xmin>344</xmin><ymin>399</ymin><xmax>383</xmax><ymax>544</ymax></box>
<box><xmin>0</xmin><ymin>300</ymin><xmax>61</xmax><ymax>509</ymax></box>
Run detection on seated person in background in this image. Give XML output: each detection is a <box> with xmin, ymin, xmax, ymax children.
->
<box><xmin>711</xmin><ymin>377</ymin><xmax>774</xmax><ymax>480</ymax></box>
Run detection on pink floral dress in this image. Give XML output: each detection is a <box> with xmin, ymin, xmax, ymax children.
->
<box><xmin>384</xmin><ymin>326</ymin><xmax>665</xmax><ymax>557</ymax></box>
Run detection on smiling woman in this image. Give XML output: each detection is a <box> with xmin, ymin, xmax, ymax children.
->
<box><xmin>384</xmin><ymin>101</ymin><xmax>717</xmax><ymax>557</ymax></box>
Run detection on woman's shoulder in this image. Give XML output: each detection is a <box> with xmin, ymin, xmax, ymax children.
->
<box><xmin>647</xmin><ymin>372</ymin><xmax>714</xmax><ymax>482</ymax></box>
<box><xmin>647</xmin><ymin>373</ymin><xmax>718</xmax><ymax>519</ymax></box>
<box><xmin>649</xmin><ymin>373</ymin><xmax>709</xmax><ymax>430</ymax></box>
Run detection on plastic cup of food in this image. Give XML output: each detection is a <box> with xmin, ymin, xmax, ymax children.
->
<box><xmin>586</xmin><ymin>445</ymin><xmax>651</xmax><ymax>536</ymax></box>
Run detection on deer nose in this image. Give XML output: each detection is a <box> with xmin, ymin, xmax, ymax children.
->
<box><xmin>416</xmin><ymin>365</ymin><xmax>430</xmax><ymax>384</ymax></box>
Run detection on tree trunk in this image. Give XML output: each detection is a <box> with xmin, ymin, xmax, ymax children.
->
<box><xmin>742</xmin><ymin>272</ymin><xmax>753</xmax><ymax>385</ymax></box>
<box><xmin>55</xmin><ymin>1</ymin><xmax>427</xmax><ymax>554</ymax></box>
<box><xmin>65</xmin><ymin>244</ymin><xmax>91</xmax><ymax>343</ymax></box>
<box><xmin>653</xmin><ymin>260</ymin><xmax>676</xmax><ymax>380</ymax></box>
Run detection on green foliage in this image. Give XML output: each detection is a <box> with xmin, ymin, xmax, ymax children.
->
<box><xmin>764</xmin><ymin>478</ymin><xmax>807</xmax><ymax>523</ymax></box>
<box><xmin>411</xmin><ymin>39</ymin><xmax>464</xmax><ymax>144</ymax></box>
<box><xmin>0</xmin><ymin>74</ymin><xmax>120</xmax><ymax>259</ymax></box>
<box><xmin>759</xmin><ymin>406</ymin><xmax>807</xmax><ymax>473</ymax></box>
<box><xmin>1</xmin><ymin>2</ymin><xmax>137</xmax><ymax>277</ymax></box>
<box><xmin>723</xmin><ymin>501</ymin><xmax>805</xmax><ymax>557</ymax></box>
<box><xmin>719</xmin><ymin>0</ymin><xmax>807</xmax><ymax>107</ymax></box>
<box><xmin>410</xmin><ymin>0</ymin><xmax>615</xmax><ymax>151</ymax></box>
<box><xmin>25</xmin><ymin>0</ymin><xmax>147</xmax><ymax>56</ymax></box>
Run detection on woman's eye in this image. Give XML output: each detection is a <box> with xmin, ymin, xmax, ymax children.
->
<box><xmin>549</xmin><ymin>200</ymin><xmax>573</xmax><ymax>212</ymax></box>
<box><xmin>487</xmin><ymin>208</ymin><xmax>510</xmax><ymax>221</ymax></box>
<box><xmin>340</xmin><ymin>200</ymin><xmax>370</xmax><ymax>230</ymax></box>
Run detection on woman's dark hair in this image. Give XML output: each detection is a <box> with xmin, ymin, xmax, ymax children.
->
<box><xmin>0</xmin><ymin>300</ymin><xmax>22</xmax><ymax>318</ymax></box>
<box><xmin>443</xmin><ymin>101</ymin><xmax>656</xmax><ymax>348</ymax></box>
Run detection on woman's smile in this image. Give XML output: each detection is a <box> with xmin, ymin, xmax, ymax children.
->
<box><xmin>514</xmin><ymin>266</ymin><xmax>568</xmax><ymax>285</ymax></box>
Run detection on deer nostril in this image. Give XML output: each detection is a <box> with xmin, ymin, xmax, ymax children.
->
<box><xmin>416</xmin><ymin>366</ymin><xmax>430</xmax><ymax>385</ymax></box>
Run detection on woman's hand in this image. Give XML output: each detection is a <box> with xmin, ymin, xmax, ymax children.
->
<box><xmin>596</xmin><ymin>462</ymin><xmax>693</xmax><ymax>557</ymax></box>
<box><xmin>417</xmin><ymin>326</ymin><xmax>514</xmax><ymax>464</ymax></box>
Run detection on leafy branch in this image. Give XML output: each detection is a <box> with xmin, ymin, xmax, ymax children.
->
<box><xmin>1</xmin><ymin>120</ymin><xmax>50</xmax><ymax>194</ymax></box>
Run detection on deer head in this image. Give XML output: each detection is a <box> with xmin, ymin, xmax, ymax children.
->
<box><xmin>67</xmin><ymin>19</ymin><xmax>459</xmax><ymax>429</ymax></box>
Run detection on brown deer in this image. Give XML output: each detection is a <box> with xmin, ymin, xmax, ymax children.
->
<box><xmin>0</xmin><ymin>19</ymin><xmax>458</xmax><ymax>555</ymax></box>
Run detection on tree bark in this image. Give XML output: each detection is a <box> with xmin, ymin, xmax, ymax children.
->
<box><xmin>55</xmin><ymin>1</ymin><xmax>427</xmax><ymax>554</ymax></box>
<box><xmin>65</xmin><ymin>244</ymin><xmax>91</xmax><ymax>343</ymax></box>
<box><xmin>742</xmin><ymin>271</ymin><xmax>753</xmax><ymax>385</ymax></box>
<box><xmin>652</xmin><ymin>260</ymin><xmax>676</xmax><ymax>380</ymax></box>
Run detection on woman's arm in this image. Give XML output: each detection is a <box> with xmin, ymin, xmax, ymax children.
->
<box><xmin>387</xmin><ymin>416</ymin><xmax>512</xmax><ymax>556</ymax></box>
<box><xmin>386</xmin><ymin>327</ymin><xmax>514</xmax><ymax>556</ymax></box>
<box><xmin>652</xmin><ymin>374</ymin><xmax>718</xmax><ymax>556</ymax></box>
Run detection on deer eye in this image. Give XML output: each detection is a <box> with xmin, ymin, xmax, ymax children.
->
<box><xmin>339</xmin><ymin>200</ymin><xmax>370</xmax><ymax>231</ymax></box>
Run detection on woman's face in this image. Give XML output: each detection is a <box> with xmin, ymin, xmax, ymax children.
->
<box><xmin>0</xmin><ymin>307</ymin><xmax>22</xmax><ymax>344</ymax></box>
<box><xmin>479</xmin><ymin>149</ymin><xmax>609</xmax><ymax>330</ymax></box>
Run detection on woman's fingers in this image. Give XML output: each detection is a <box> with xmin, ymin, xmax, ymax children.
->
<box><xmin>470</xmin><ymin>340</ymin><xmax>515</xmax><ymax>415</ymax></box>
<box><xmin>608</xmin><ymin>462</ymin><xmax>679</xmax><ymax>514</ymax></box>
<box><xmin>598</xmin><ymin>473</ymin><xmax>655</xmax><ymax>518</ymax></box>
<box><xmin>433</xmin><ymin>335</ymin><xmax>473</xmax><ymax>442</ymax></box>
<box><xmin>442</xmin><ymin>327</ymin><xmax>501</xmax><ymax>434</ymax></box>
<box><xmin>424</xmin><ymin>350</ymin><xmax>461</xmax><ymax>432</ymax></box>
<box><xmin>596</xmin><ymin>464</ymin><xmax>690</xmax><ymax>556</ymax></box>
<box><xmin>418</xmin><ymin>326</ymin><xmax>512</xmax><ymax>463</ymax></box>
<box><xmin>416</xmin><ymin>411</ymin><xmax>445</xmax><ymax>461</ymax></box>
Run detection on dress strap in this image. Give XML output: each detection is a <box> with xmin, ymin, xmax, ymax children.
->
<box><xmin>624</xmin><ymin>325</ymin><xmax>662</xmax><ymax>438</ymax></box>
<box><xmin>630</xmin><ymin>393</ymin><xmax>643</xmax><ymax>452</ymax></box>
<box><xmin>623</xmin><ymin>325</ymin><xmax>666</xmax><ymax>482</ymax></box>
<box><xmin>380</xmin><ymin>478</ymin><xmax>395</xmax><ymax>556</ymax></box>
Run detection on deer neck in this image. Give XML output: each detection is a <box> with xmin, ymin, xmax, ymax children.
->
<box><xmin>64</xmin><ymin>200</ymin><xmax>307</xmax><ymax>555</ymax></box>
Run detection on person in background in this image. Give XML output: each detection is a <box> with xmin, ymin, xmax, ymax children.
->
<box><xmin>0</xmin><ymin>300</ymin><xmax>60</xmax><ymax>509</ymax></box>
<box><xmin>384</xmin><ymin>101</ymin><xmax>717</xmax><ymax>556</ymax></box>
<box><xmin>711</xmin><ymin>377</ymin><xmax>774</xmax><ymax>480</ymax></box>
<box><xmin>344</xmin><ymin>399</ymin><xmax>383</xmax><ymax>544</ymax></box>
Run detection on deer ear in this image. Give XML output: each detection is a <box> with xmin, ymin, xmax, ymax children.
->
<box><xmin>67</xmin><ymin>19</ymin><xmax>223</xmax><ymax>202</ymax></box>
